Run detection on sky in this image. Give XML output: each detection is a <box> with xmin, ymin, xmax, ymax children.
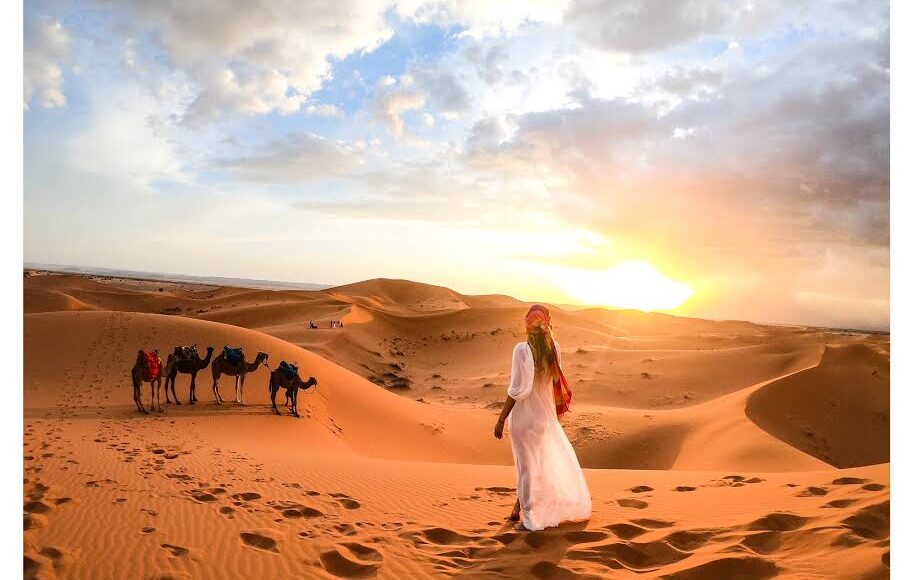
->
<box><xmin>23</xmin><ymin>0</ymin><xmax>889</xmax><ymax>329</ymax></box>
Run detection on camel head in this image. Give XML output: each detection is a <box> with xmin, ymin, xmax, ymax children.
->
<box><xmin>300</xmin><ymin>376</ymin><xmax>318</xmax><ymax>390</ymax></box>
<box><xmin>256</xmin><ymin>352</ymin><xmax>269</xmax><ymax>362</ymax></box>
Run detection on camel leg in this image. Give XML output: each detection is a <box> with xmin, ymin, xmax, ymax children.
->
<box><xmin>238</xmin><ymin>375</ymin><xmax>246</xmax><ymax>405</ymax></box>
<box><xmin>291</xmin><ymin>388</ymin><xmax>299</xmax><ymax>418</ymax></box>
<box><xmin>179</xmin><ymin>373</ymin><xmax>191</xmax><ymax>406</ymax></box>
<box><xmin>156</xmin><ymin>379</ymin><xmax>164</xmax><ymax>412</ymax></box>
<box><xmin>213</xmin><ymin>374</ymin><xmax>223</xmax><ymax>404</ymax></box>
<box><xmin>173</xmin><ymin>373</ymin><xmax>181</xmax><ymax>405</ymax></box>
<box><xmin>270</xmin><ymin>378</ymin><xmax>280</xmax><ymax>415</ymax></box>
<box><xmin>134</xmin><ymin>384</ymin><xmax>146</xmax><ymax>414</ymax></box>
<box><xmin>149</xmin><ymin>380</ymin><xmax>156</xmax><ymax>412</ymax></box>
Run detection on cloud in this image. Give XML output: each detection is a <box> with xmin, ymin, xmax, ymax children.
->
<box><xmin>396</xmin><ymin>0</ymin><xmax>569</xmax><ymax>37</ymax></box>
<box><xmin>565</xmin><ymin>0</ymin><xmax>732</xmax><ymax>53</ymax></box>
<box><xmin>305</xmin><ymin>103</ymin><xmax>345</xmax><ymax>118</ymax></box>
<box><xmin>376</xmin><ymin>88</ymin><xmax>427</xmax><ymax>137</ymax></box>
<box><xmin>216</xmin><ymin>133</ymin><xmax>360</xmax><ymax>183</ymax></box>
<box><xmin>94</xmin><ymin>0</ymin><xmax>394</xmax><ymax>124</ymax></box>
<box><xmin>374</xmin><ymin>65</ymin><xmax>471</xmax><ymax>136</ymax></box>
<box><xmin>24</xmin><ymin>18</ymin><xmax>71</xmax><ymax>110</ymax></box>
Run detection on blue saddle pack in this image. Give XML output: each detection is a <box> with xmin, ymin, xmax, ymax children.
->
<box><xmin>223</xmin><ymin>346</ymin><xmax>243</xmax><ymax>365</ymax></box>
<box><xmin>278</xmin><ymin>360</ymin><xmax>299</xmax><ymax>380</ymax></box>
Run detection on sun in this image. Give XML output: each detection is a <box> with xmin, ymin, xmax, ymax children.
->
<box><xmin>563</xmin><ymin>260</ymin><xmax>694</xmax><ymax>312</ymax></box>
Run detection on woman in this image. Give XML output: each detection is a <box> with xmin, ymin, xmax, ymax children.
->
<box><xmin>494</xmin><ymin>304</ymin><xmax>592</xmax><ymax>531</ymax></box>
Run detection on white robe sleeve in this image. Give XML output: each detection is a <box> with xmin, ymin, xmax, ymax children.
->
<box><xmin>507</xmin><ymin>342</ymin><xmax>535</xmax><ymax>401</ymax></box>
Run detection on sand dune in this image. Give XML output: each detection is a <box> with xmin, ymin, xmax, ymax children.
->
<box><xmin>747</xmin><ymin>343</ymin><xmax>890</xmax><ymax>468</ymax></box>
<box><xmin>23</xmin><ymin>272</ymin><xmax>889</xmax><ymax>579</ymax></box>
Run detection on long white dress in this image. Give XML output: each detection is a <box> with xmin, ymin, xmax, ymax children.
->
<box><xmin>507</xmin><ymin>341</ymin><xmax>592</xmax><ymax>531</ymax></box>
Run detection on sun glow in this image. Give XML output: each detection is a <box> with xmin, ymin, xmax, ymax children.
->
<box><xmin>563</xmin><ymin>260</ymin><xmax>694</xmax><ymax>312</ymax></box>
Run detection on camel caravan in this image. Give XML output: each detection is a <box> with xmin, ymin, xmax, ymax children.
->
<box><xmin>132</xmin><ymin>345</ymin><xmax>317</xmax><ymax>418</ymax></box>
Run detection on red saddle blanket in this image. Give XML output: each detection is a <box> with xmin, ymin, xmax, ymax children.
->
<box><xmin>143</xmin><ymin>351</ymin><xmax>161</xmax><ymax>380</ymax></box>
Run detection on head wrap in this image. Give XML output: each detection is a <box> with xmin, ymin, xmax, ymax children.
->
<box><xmin>524</xmin><ymin>304</ymin><xmax>572</xmax><ymax>417</ymax></box>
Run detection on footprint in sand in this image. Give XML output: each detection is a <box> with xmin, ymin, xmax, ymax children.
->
<box><xmin>412</xmin><ymin>527</ymin><xmax>474</xmax><ymax>546</ymax></box>
<box><xmin>629</xmin><ymin>485</ymin><xmax>653</xmax><ymax>493</ymax></box>
<box><xmin>741</xmin><ymin>531</ymin><xmax>782</xmax><ymax>554</ymax></box>
<box><xmin>832</xmin><ymin>477</ymin><xmax>868</xmax><ymax>485</ymax></box>
<box><xmin>141</xmin><ymin>527</ymin><xmax>156</xmax><ymax>534</ymax></box>
<box><xmin>160</xmin><ymin>544</ymin><xmax>190</xmax><ymax>558</ymax></box>
<box><xmin>286</xmin><ymin>507</ymin><xmax>324</xmax><ymax>519</ymax></box>
<box><xmin>842</xmin><ymin>501</ymin><xmax>889</xmax><ymax>540</ymax></box>
<box><xmin>797</xmin><ymin>486</ymin><xmax>829</xmax><ymax>497</ymax></box>
<box><xmin>320</xmin><ymin>544</ymin><xmax>383</xmax><ymax>577</ymax></box>
<box><xmin>617</xmin><ymin>498</ymin><xmax>648</xmax><ymax>509</ymax></box>
<box><xmin>824</xmin><ymin>498</ymin><xmax>858</xmax><ymax>509</ymax></box>
<box><xmin>231</xmin><ymin>492</ymin><xmax>261</xmax><ymax>502</ymax></box>
<box><xmin>862</xmin><ymin>483</ymin><xmax>886</xmax><ymax>492</ymax></box>
<box><xmin>334</xmin><ymin>523</ymin><xmax>358</xmax><ymax>536</ymax></box>
<box><xmin>748</xmin><ymin>513</ymin><xmax>807</xmax><ymax>532</ymax></box>
<box><xmin>24</xmin><ymin>500</ymin><xmax>53</xmax><ymax>515</ymax></box>
<box><xmin>240</xmin><ymin>531</ymin><xmax>279</xmax><ymax>553</ymax></box>
<box><xmin>605</xmin><ymin>523</ymin><xmax>649</xmax><ymax>540</ymax></box>
<box><xmin>24</xmin><ymin>514</ymin><xmax>49</xmax><ymax>530</ymax></box>
<box><xmin>337</xmin><ymin>499</ymin><xmax>361</xmax><ymax>510</ymax></box>
<box><xmin>673</xmin><ymin>486</ymin><xmax>696</xmax><ymax>492</ymax></box>
<box><xmin>663</xmin><ymin>529</ymin><xmax>719</xmax><ymax>551</ymax></box>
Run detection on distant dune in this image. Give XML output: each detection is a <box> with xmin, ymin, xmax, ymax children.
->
<box><xmin>24</xmin><ymin>271</ymin><xmax>889</xmax><ymax>579</ymax></box>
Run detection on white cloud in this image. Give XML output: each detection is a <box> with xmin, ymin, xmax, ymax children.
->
<box><xmin>373</xmin><ymin>65</ymin><xmax>471</xmax><ymax>137</ymax></box>
<box><xmin>24</xmin><ymin>18</ymin><xmax>71</xmax><ymax>110</ymax></box>
<box><xmin>376</xmin><ymin>89</ymin><xmax>427</xmax><ymax>137</ymax></box>
<box><xmin>65</xmin><ymin>90</ymin><xmax>185</xmax><ymax>189</ymax></box>
<box><xmin>305</xmin><ymin>103</ymin><xmax>345</xmax><ymax>118</ymax></box>
<box><xmin>216</xmin><ymin>133</ymin><xmax>361</xmax><ymax>183</ymax></box>
<box><xmin>396</xmin><ymin>0</ymin><xmax>569</xmax><ymax>37</ymax></box>
<box><xmin>96</xmin><ymin>0</ymin><xmax>395</xmax><ymax>124</ymax></box>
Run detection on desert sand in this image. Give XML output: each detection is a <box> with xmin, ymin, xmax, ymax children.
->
<box><xmin>23</xmin><ymin>271</ymin><xmax>889</xmax><ymax>579</ymax></box>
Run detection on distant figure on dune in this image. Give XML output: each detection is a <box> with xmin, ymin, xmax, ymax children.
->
<box><xmin>494</xmin><ymin>304</ymin><xmax>592</xmax><ymax>531</ymax></box>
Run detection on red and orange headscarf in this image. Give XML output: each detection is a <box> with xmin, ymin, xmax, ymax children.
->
<box><xmin>525</xmin><ymin>304</ymin><xmax>572</xmax><ymax>418</ymax></box>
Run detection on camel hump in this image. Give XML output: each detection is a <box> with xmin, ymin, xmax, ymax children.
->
<box><xmin>223</xmin><ymin>346</ymin><xmax>244</xmax><ymax>365</ymax></box>
<box><xmin>278</xmin><ymin>360</ymin><xmax>299</xmax><ymax>380</ymax></box>
<box><xmin>175</xmin><ymin>345</ymin><xmax>198</xmax><ymax>360</ymax></box>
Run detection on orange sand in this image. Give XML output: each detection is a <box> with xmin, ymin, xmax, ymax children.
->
<box><xmin>24</xmin><ymin>272</ymin><xmax>889</xmax><ymax>579</ymax></box>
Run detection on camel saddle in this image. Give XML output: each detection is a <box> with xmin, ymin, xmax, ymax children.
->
<box><xmin>278</xmin><ymin>360</ymin><xmax>299</xmax><ymax>380</ymax></box>
<box><xmin>174</xmin><ymin>345</ymin><xmax>198</xmax><ymax>360</ymax></box>
<box><xmin>142</xmin><ymin>350</ymin><xmax>161</xmax><ymax>380</ymax></box>
<box><xmin>223</xmin><ymin>346</ymin><xmax>244</xmax><ymax>365</ymax></box>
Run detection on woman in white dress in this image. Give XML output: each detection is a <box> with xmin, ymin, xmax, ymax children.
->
<box><xmin>493</xmin><ymin>304</ymin><xmax>592</xmax><ymax>531</ymax></box>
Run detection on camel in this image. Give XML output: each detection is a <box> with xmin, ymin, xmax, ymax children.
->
<box><xmin>211</xmin><ymin>350</ymin><xmax>269</xmax><ymax>404</ymax></box>
<box><xmin>131</xmin><ymin>350</ymin><xmax>163</xmax><ymax>413</ymax></box>
<box><xmin>269</xmin><ymin>368</ymin><xmax>317</xmax><ymax>418</ymax></box>
<box><xmin>163</xmin><ymin>346</ymin><xmax>214</xmax><ymax>405</ymax></box>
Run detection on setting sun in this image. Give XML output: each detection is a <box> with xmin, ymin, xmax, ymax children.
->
<box><xmin>563</xmin><ymin>260</ymin><xmax>694</xmax><ymax>312</ymax></box>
